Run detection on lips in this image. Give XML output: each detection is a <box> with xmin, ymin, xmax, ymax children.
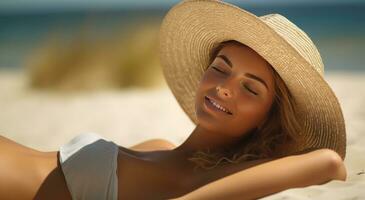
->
<box><xmin>205</xmin><ymin>96</ymin><xmax>233</xmax><ymax>115</ymax></box>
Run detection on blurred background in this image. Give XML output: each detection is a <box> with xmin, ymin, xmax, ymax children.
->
<box><xmin>0</xmin><ymin>1</ymin><xmax>364</xmax><ymax>199</ymax></box>
<box><xmin>0</xmin><ymin>0</ymin><xmax>364</xmax><ymax>90</ymax></box>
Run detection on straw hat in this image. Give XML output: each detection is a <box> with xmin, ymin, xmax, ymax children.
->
<box><xmin>158</xmin><ymin>0</ymin><xmax>346</xmax><ymax>160</ymax></box>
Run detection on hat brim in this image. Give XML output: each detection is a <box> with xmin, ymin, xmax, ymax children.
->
<box><xmin>159</xmin><ymin>0</ymin><xmax>346</xmax><ymax>159</ymax></box>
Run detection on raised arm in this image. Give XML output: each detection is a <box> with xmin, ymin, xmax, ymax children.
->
<box><xmin>172</xmin><ymin>148</ymin><xmax>347</xmax><ymax>200</ymax></box>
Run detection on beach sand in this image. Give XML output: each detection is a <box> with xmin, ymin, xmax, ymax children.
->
<box><xmin>0</xmin><ymin>70</ymin><xmax>364</xmax><ymax>199</ymax></box>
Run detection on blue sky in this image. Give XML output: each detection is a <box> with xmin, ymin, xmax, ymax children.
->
<box><xmin>1</xmin><ymin>0</ymin><xmax>364</xmax><ymax>13</ymax></box>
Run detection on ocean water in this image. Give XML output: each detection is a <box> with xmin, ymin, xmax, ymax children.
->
<box><xmin>0</xmin><ymin>3</ymin><xmax>364</xmax><ymax>71</ymax></box>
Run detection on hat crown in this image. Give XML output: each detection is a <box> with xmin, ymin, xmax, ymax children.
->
<box><xmin>259</xmin><ymin>13</ymin><xmax>324</xmax><ymax>75</ymax></box>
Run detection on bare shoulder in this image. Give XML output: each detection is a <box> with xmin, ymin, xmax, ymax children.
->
<box><xmin>128</xmin><ymin>138</ymin><xmax>176</xmax><ymax>151</ymax></box>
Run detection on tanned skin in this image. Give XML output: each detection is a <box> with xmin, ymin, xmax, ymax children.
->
<box><xmin>0</xmin><ymin>43</ymin><xmax>346</xmax><ymax>199</ymax></box>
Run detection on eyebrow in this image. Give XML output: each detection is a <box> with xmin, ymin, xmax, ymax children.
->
<box><xmin>217</xmin><ymin>54</ymin><xmax>233</xmax><ymax>68</ymax></box>
<box><xmin>245</xmin><ymin>73</ymin><xmax>268</xmax><ymax>90</ymax></box>
<box><xmin>216</xmin><ymin>54</ymin><xmax>269</xmax><ymax>90</ymax></box>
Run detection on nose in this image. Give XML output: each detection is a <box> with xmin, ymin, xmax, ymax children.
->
<box><xmin>216</xmin><ymin>85</ymin><xmax>232</xmax><ymax>99</ymax></box>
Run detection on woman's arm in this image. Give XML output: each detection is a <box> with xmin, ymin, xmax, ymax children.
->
<box><xmin>172</xmin><ymin>148</ymin><xmax>347</xmax><ymax>200</ymax></box>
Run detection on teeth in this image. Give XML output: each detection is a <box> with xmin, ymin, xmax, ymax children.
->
<box><xmin>209</xmin><ymin>99</ymin><xmax>230</xmax><ymax>113</ymax></box>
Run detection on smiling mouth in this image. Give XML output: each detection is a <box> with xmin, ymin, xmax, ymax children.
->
<box><xmin>204</xmin><ymin>96</ymin><xmax>233</xmax><ymax>115</ymax></box>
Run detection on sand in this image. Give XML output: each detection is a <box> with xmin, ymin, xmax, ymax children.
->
<box><xmin>0</xmin><ymin>70</ymin><xmax>364</xmax><ymax>199</ymax></box>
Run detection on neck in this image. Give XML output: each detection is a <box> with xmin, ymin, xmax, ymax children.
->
<box><xmin>173</xmin><ymin>124</ymin><xmax>243</xmax><ymax>154</ymax></box>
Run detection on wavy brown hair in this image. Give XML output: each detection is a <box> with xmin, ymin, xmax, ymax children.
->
<box><xmin>188</xmin><ymin>40</ymin><xmax>305</xmax><ymax>171</ymax></box>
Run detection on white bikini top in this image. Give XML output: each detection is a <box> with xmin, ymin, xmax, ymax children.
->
<box><xmin>59</xmin><ymin>132</ymin><xmax>119</xmax><ymax>200</ymax></box>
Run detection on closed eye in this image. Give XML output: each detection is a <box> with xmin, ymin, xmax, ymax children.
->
<box><xmin>212</xmin><ymin>66</ymin><xmax>225</xmax><ymax>74</ymax></box>
<box><xmin>243</xmin><ymin>83</ymin><xmax>258</xmax><ymax>95</ymax></box>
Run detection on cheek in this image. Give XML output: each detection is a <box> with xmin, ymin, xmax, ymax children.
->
<box><xmin>235</xmin><ymin>101</ymin><xmax>270</xmax><ymax>129</ymax></box>
<box><xmin>195</xmin><ymin>72</ymin><xmax>219</xmax><ymax>100</ymax></box>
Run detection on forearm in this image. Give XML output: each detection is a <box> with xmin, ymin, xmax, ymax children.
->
<box><xmin>173</xmin><ymin>149</ymin><xmax>346</xmax><ymax>200</ymax></box>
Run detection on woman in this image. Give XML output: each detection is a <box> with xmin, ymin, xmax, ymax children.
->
<box><xmin>0</xmin><ymin>0</ymin><xmax>347</xmax><ymax>199</ymax></box>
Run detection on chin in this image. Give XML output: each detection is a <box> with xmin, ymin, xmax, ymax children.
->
<box><xmin>196</xmin><ymin>114</ymin><xmax>224</xmax><ymax>132</ymax></box>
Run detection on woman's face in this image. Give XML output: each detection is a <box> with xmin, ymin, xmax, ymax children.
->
<box><xmin>195</xmin><ymin>42</ymin><xmax>275</xmax><ymax>138</ymax></box>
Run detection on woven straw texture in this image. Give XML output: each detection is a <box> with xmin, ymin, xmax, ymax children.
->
<box><xmin>158</xmin><ymin>0</ymin><xmax>346</xmax><ymax>159</ymax></box>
